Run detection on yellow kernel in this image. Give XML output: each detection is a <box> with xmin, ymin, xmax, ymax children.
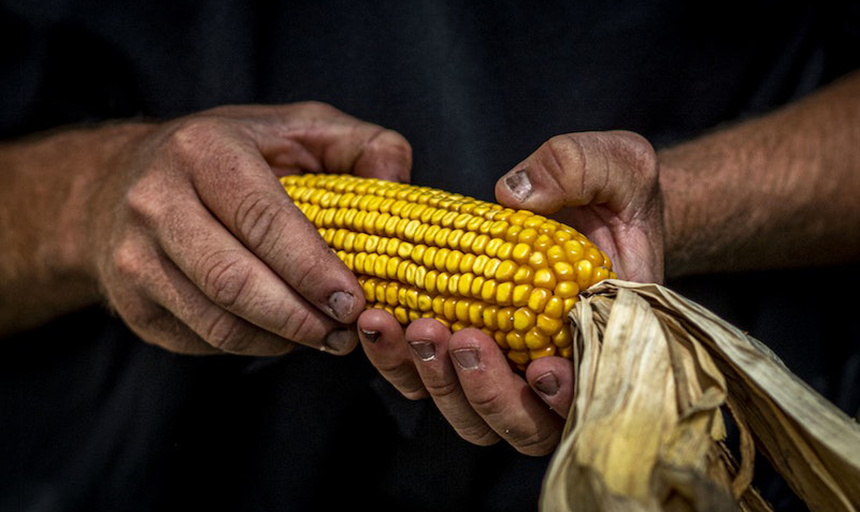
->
<box><xmin>563</xmin><ymin>240</ymin><xmax>585</xmax><ymax>263</ymax></box>
<box><xmin>495</xmin><ymin>281</ymin><xmax>514</xmax><ymax>306</ymax></box>
<box><xmin>507</xmin><ymin>212</ymin><xmax>529</xmax><ymax>226</ymax></box>
<box><xmin>536</xmin><ymin>314</ymin><xmax>564</xmax><ymax>337</ymax></box>
<box><xmin>374</xmin><ymin>254</ymin><xmax>390</xmax><ymax>278</ymax></box>
<box><xmin>593</xmin><ymin>266</ymin><xmax>610</xmax><ymax>285</ymax></box>
<box><xmin>433</xmin><ymin>248</ymin><xmax>450</xmax><ymax>271</ymax></box>
<box><xmin>470</xmin><ymin>275</ymin><xmax>486</xmax><ymax>297</ymax></box>
<box><xmin>455</xmin><ymin>299</ymin><xmax>472</xmax><ymax>323</ymax></box>
<box><xmin>472</xmin><ymin>254</ymin><xmax>490</xmax><ymax>275</ymax></box>
<box><xmin>522</xmin><ymin>215</ymin><xmax>546</xmax><ymax>230</ymax></box>
<box><xmin>480</xmin><ymin>279</ymin><xmax>497</xmax><ymax>302</ymax></box>
<box><xmin>485</xmin><ymin>237</ymin><xmax>504</xmax><ymax>257</ymax></box>
<box><xmin>436</xmin><ymin>272</ymin><xmax>450</xmax><ymax>293</ymax></box>
<box><xmin>528</xmin><ymin>251</ymin><xmax>548</xmax><ymax>269</ymax></box>
<box><xmin>472</xmin><ymin>234</ymin><xmax>490</xmax><ymax>254</ymax></box>
<box><xmin>424</xmin><ymin>269</ymin><xmax>439</xmax><ymax>294</ymax></box>
<box><xmin>512</xmin><ymin>284</ymin><xmax>533</xmax><ymax>307</ymax></box>
<box><xmin>433</xmin><ymin>227</ymin><xmax>451</xmax><ymax>247</ymax></box>
<box><xmin>576</xmin><ymin>259</ymin><xmax>594</xmax><ymax>290</ymax></box>
<box><xmin>459</xmin><ymin>252</ymin><xmax>477</xmax><ymax>274</ymax></box>
<box><xmin>512</xmin><ymin>265</ymin><xmax>534</xmax><ymax>285</ymax></box>
<box><xmin>528</xmin><ymin>288</ymin><xmax>552</xmax><ymax>312</ymax></box>
<box><xmin>505</xmin><ymin>225</ymin><xmax>522</xmax><ymax>243</ymax></box>
<box><xmin>511</xmin><ymin>243</ymin><xmax>531</xmax><ymax>265</ymax></box>
<box><xmin>422</xmin><ymin>246</ymin><xmax>438</xmax><ymax>268</ymax></box>
<box><xmin>446</xmin><ymin>229</ymin><xmax>463</xmax><ymax>249</ymax></box>
<box><xmin>447</xmin><ymin>273</ymin><xmax>460</xmax><ymax>296</ymax></box>
<box><xmin>417</xmin><ymin>292</ymin><xmax>432</xmax><ymax>311</ymax></box>
<box><xmin>530</xmin><ymin>345</ymin><xmax>557</xmax><ymax>359</ymax></box>
<box><xmin>445</xmin><ymin>250</ymin><xmax>463</xmax><ymax>274</ymax></box>
<box><xmin>494</xmin><ymin>331</ymin><xmax>509</xmax><ymax>350</ymax></box>
<box><xmin>494</xmin><ymin>260</ymin><xmax>518</xmax><ymax>281</ymax></box>
<box><xmin>431</xmin><ymin>295</ymin><xmax>446</xmax><ymax>315</ymax></box>
<box><xmin>546</xmin><ymin>245</ymin><xmax>566</xmax><ymax>265</ymax></box>
<box><xmin>533</xmin><ymin>268</ymin><xmax>557</xmax><ymax>289</ymax></box>
<box><xmin>552</xmin><ymin>327</ymin><xmax>573</xmax><ymax>348</ymax></box>
<box><xmin>585</xmin><ymin>246</ymin><xmax>605</xmax><ymax>266</ymax></box>
<box><xmin>468</xmin><ymin>302</ymin><xmax>485</xmax><ymax>326</ymax></box>
<box><xmin>458</xmin><ymin>272</ymin><xmax>474</xmax><ymax>296</ymax></box>
<box><xmin>513</xmin><ymin>307</ymin><xmax>536</xmax><ymax>331</ymax></box>
<box><xmin>482</xmin><ymin>305</ymin><xmax>500</xmax><ymax>330</ymax></box>
<box><xmin>507</xmin><ymin>349</ymin><xmax>530</xmax><ymax>365</ymax></box>
<box><xmin>517</xmin><ymin>227</ymin><xmax>538</xmax><ymax>244</ymax></box>
<box><xmin>506</xmin><ymin>332</ymin><xmax>527</xmax><ymax>351</ymax></box>
<box><xmin>552</xmin><ymin>261</ymin><xmax>575</xmax><ymax>280</ymax></box>
<box><xmin>497</xmin><ymin>307</ymin><xmax>516</xmax><ymax>331</ymax></box>
<box><xmin>482</xmin><ymin>258</ymin><xmax>502</xmax><ymax>280</ymax></box>
<box><xmin>544</xmin><ymin>296</ymin><xmax>564</xmax><ymax>318</ymax></box>
<box><xmin>554</xmin><ymin>281</ymin><xmax>579</xmax><ymax>299</ymax></box>
<box><xmin>534</xmin><ymin>234</ymin><xmax>554</xmax><ymax>253</ymax></box>
<box><xmin>496</xmin><ymin>241</ymin><xmax>514</xmax><ymax>260</ymax></box>
<box><xmin>524</xmin><ymin>328</ymin><xmax>550</xmax><ymax>350</ymax></box>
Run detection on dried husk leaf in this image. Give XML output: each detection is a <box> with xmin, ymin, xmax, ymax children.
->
<box><xmin>541</xmin><ymin>280</ymin><xmax>860</xmax><ymax>512</ymax></box>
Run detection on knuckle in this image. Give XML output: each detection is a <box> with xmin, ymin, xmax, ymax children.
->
<box><xmin>203</xmin><ymin>309</ymin><xmax>250</xmax><ymax>353</ymax></box>
<box><xmin>277</xmin><ymin>306</ymin><xmax>322</xmax><ymax>342</ymax></box>
<box><xmin>423</xmin><ymin>377</ymin><xmax>462</xmax><ymax>401</ymax></box>
<box><xmin>197</xmin><ymin>251</ymin><xmax>254</xmax><ymax>310</ymax></box>
<box><xmin>233</xmin><ymin>190</ymin><xmax>292</xmax><ymax>255</ymax></box>
<box><xmin>458</xmin><ymin>423</ymin><xmax>501</xmax><ymax>447</ymax></box>
<box><xmin>512</xmin><ymin>429</ymin><xmax>559</xmax><ymax>457</ymax></box>
<box><xmin>111</xmin><ymin>238</ymin><xmax>148</xmax><ymax>284</ymax></box>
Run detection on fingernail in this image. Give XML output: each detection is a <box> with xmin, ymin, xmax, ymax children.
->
<box><xmin>504</xmin><ymin>168</ymin><xmax>532</xmax><ymax>202</ymax></box>
<box><xmin>360</xmin><ymin>329</ymin><xmax>380</xmax><ymax>343</ymax></box>
<box><xmin>408</xmin><ymin>340</ymin><xmax>436</xmax><ymax>361</ymax></box>
<box><xmin>451</xmin><ymin>347</ymin><xmax>480</xmax><ymax>370</ymax></box>
<box><xmin>533</xmin><ymin>372</ymin><xmax>559</xmax><ymax>397</ymax></box>
<box><xmin>323</xmin><ymin>328</ymin><xmax>356</xmax><ymax>353</ymax></box>
<box><xmin>327</xmin><ymin>291</ymin><xmax>356</xmax><ymax>322</ymax></box>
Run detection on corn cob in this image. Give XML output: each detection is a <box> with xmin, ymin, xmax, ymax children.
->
<box><xmin>281</xmin><ymin>173</ymin><xmax>615</xmax><ymax>369</ymax></box>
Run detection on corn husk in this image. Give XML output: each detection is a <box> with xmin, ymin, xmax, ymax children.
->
<box><xmin>540</xmin><ymin>280</ymin><xmax>860</xmax><ymax>512</ymax></box>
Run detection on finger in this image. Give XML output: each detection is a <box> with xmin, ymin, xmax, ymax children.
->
<box><xmin>447</xmin><ymin>328</ymin><xmax>564</xmax><ymax>456</ymax></box>
<box><xmin>169</xmin><ymin>123</ymin><xmax>367</xmax><ymax>326</ymax></box>
<box><xmin>224</xmin><ymin>102</ymin><xmax>413</xmax><ymax>183</ymax></box>
<box><xmin>357</xmin><ymin>308</ymin><xmax>428</xmax><ymax>399</ymax></box>
<box><xmin>494</xmin><ymin>131</ymin><xmax>664</xmax><ymax>282</ymax></box>
<box><xmin>140</xmin><ymin>184</ymin><xmax>359</xmax><ymax>354</ymax></box>
<box><xmin>525</xmin><ymin>356</ymin><xmax>576</xmax><ymax>418</ymax></box>
<box><xmin>404</xmin><ymin>319</ymin><xmax>500</xmax><ymax>447</ymax></box>
<box><xmin>495</xmin><ymin>131</ymin><xmax>658</xmax><ymax>215</ymax></box>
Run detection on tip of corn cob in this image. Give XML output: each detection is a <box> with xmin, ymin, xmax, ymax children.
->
<box><xmin>281</xmin><ymin>173</ymin><xmax>615</xmax><ymax>371</ymax></box>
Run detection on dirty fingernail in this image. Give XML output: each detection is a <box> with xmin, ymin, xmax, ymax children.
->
<box><xmin>534</xmin><ymin>372</ymin><xmax>559</xmax><ymax>397</ymax></box>
<box><xmin>504</xmin><ymin>168</ymin><xmax>532</xmax><ymax>202</ymax></box>
<box><xmin>360</xmin><ymin>329</ymin><xmax>380</xmax><ymax>343</ymax></box>
<box><xmin>323</xmin><ymin>328</ymin><xmax>356</xmax><ymax>353</ymax></box>
<box><xmin>451</xmin><ymin>347</ymin><xmax>481</xmax><ymax>370</ymax></box>
<box><xmin>327</xmin><ymin>291</ymin><xmax>356</xmax><ymax>322</ymax></box>
<box><xmin>408</xmin><ymin>340</ymin><xmax>436</xmax><ymax>361</ymax></box>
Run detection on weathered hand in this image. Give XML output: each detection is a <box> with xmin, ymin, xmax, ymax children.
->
<box><xmin>360</xmin><ymin>131</ymin><xmax>663</xmax><ymax>455</ymax></box>
<box><xmin>88</xmin><ymin>102</ymin><xmax>411</xmax><ymax>355</ymax></box>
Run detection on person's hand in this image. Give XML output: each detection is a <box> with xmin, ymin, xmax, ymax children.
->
<box><xmin>359</xmin><ymin>131</ymin><xmax>663</xmax><ymax>455</ymax></box>
<box><xmin>88</xmin><ymin>102</ymin><xmax>411</xmax><ymax>355</ymax></box>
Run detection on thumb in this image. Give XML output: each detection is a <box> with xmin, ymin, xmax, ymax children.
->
<box><xmin>494</xmin><ymin>131</ymin><xmax>664</xmax><ymax>283</ymax></box>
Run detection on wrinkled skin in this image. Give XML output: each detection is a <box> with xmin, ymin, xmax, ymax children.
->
<box><xmin>359</xmin><ymin>131</ymin><xmax>664</xmax><ymax>456</ymax></box>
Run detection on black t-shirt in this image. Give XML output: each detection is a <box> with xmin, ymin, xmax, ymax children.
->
<box><xmin>2</xmin><ymin>1</ymin><xmax>859</xmax><ymax>511</ymax></box>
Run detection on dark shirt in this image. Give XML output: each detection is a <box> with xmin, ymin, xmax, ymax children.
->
<box><xmin>2</xmin><ymin>1</ymin><xmax>859</xmax><ymax>511</ymax></box>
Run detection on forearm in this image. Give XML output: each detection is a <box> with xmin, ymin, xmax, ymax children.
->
<box><xmin>660</xmin><ymin>70</ymin><xmax>860</xmax><ymax>277</ymax></box>
<box><xmin>0</xmin><ymin>123</ymin><xmax>152</xmax><ymax>335</ymax></box>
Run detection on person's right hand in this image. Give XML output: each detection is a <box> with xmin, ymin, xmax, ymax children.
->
<box><xmin>86</xmin><ymin>102</ymin><xmax>411</xmax><ymax>356</ymax></box>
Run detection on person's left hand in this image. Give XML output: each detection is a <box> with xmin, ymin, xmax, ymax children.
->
<box><xmin>359</xmin><ymin>131</ymin><xmax>664</xmax><ymax>456</ymax></box>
